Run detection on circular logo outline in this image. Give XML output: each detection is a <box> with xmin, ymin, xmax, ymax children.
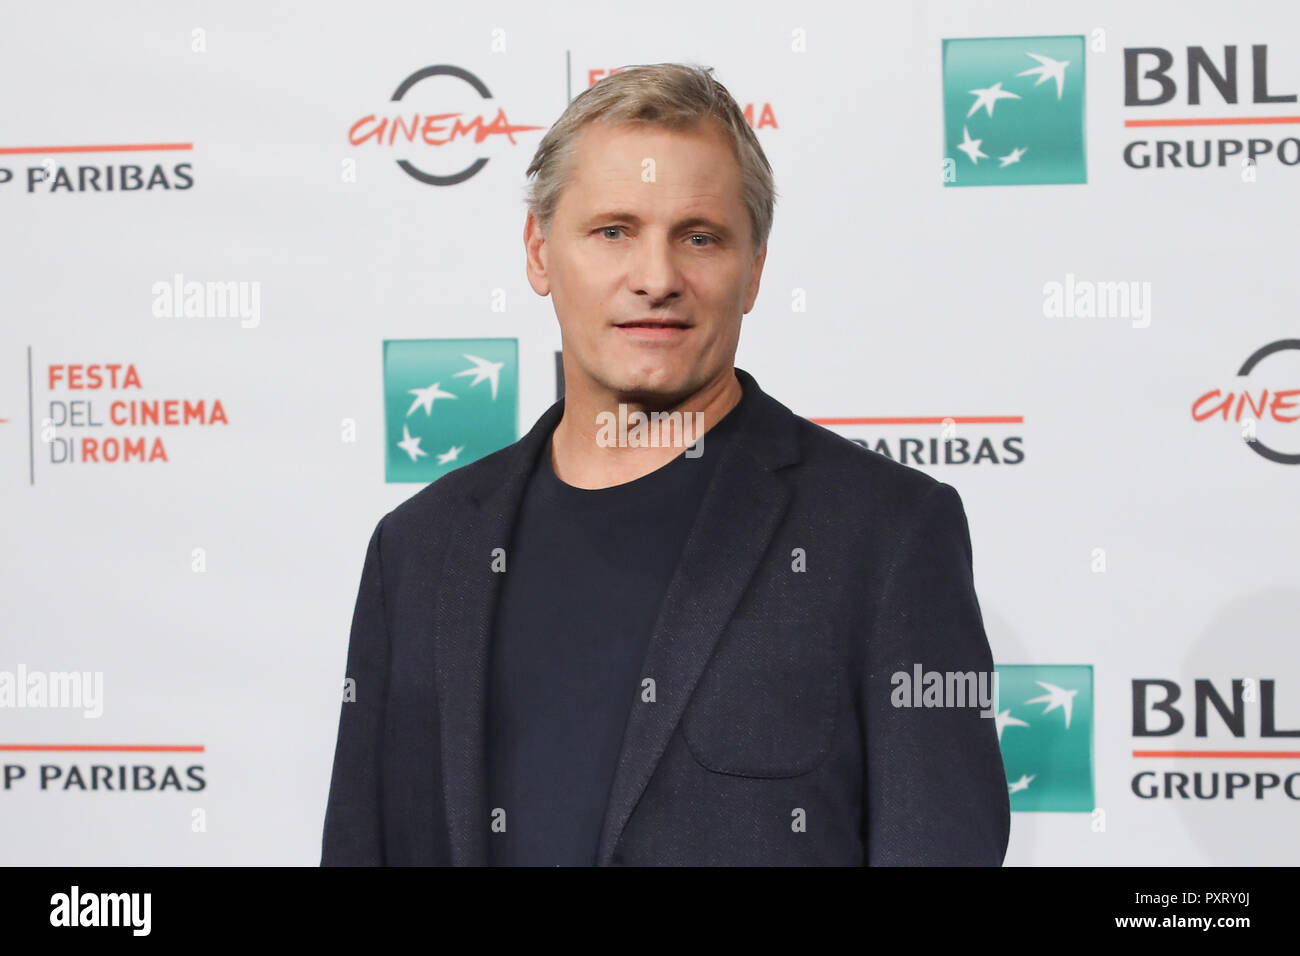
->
<box><xmin>391</xmin><ymin>65</ymin><xmax>491</xmax><ymax>186</ymax></box>
<box><xmin>1236</xmin><ymin>338</ymin><xmax>1300</xmax><ymax>465</ymax></box>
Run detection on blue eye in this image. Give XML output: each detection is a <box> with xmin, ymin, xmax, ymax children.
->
<box><xmin>597</xmin><ymin>227</ymin><xmax>716</xmax><ymax>245</ymax></box>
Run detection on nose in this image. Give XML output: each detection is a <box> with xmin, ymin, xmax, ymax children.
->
<box><xmin>626</xmin><ymin>231</ymin><xmax>685</xmax><ymax>304</ymax></box>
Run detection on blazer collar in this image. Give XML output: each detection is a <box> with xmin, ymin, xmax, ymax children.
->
<box><xmin>431</xmin><ymin>365</ymin><xmax>803</xmax><ymax>864</ymax></box>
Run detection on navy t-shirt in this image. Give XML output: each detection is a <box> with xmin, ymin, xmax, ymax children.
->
<box><xmin>484</xmin><ymin>384</ymin><xmax>747</xmax><ymax>865</ymax></box>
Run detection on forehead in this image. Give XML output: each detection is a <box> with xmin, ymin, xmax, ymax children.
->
<box><xmin>563</xmin><ymin>118</ymin><xmax>743</xmax><ymax>207</ymax></box>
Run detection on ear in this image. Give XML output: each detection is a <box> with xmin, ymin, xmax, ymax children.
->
<box><xmin>524</xmin><ymin>211</ymin><xmax>551</xmax><ymax>296</ymax></box>
<box><xmin>742</xmin><ymin>241</ymin><xmax>767</xmax><ymax>314</ymax></box>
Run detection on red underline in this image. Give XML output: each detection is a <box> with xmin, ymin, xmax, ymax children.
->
<box><xmin>810</xmin><ymin>416</ymin><xmax>1024</xmax><ymax>425</ymax></box>
<box><xmin>1124</xmin><ymin>116</ymin><xmax>1300</xmax><ymax>128</ymax></box>
<box><xmin>0</xmin><ymin>143</ymin><xmax>193</xmax><ymax>155</ymax></box>
<box><xmin>0</xmin><ymin>744</ymin><xmax>205</xmax><ymax>753</ymax></box>
<box><xmin>1132</xmin><ymin>750</ymin><xmax>1300</xmax><ymax>758</ymax></box>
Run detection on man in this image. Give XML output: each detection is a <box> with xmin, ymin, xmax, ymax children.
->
<box><xmin>322</xmin><ymin>63</ymin><xmax>1009</xmax><ymax>866</ymax></box>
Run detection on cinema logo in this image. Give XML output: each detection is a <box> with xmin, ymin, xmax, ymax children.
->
<box><xmin>39</xmin><ymin>362</ymin><xmax>229</xmax><ymax>468</ymax></box>
<box><xmin>1132</xmin><ymin>678</ymin><xmax>1300</xmax><ymax>800</ymax></box>
<box><xmin>594</xmin><ymin>404</ymin><xmax>705</xmax><ymax>457</ymax></box>
<box><xmin>1191</xmin><ymin>339</ymin><xmax>1300</xmax><ymax>465</ymax></box>
<box><xmin>348</xmin><ymin>65</ymin><xmax>544</xmax><ymax>186</ymax></box>
<box><xmin>1124</xmin><ymin>44</ymin><xmax>1300</xmax><ymax>171</ymax></box>
<box><xmin>0</xmin><ymin>142</ymin><xmax>194</xmax><ymax>196</ymax></box>
<box><xmin>813</xmin><ymin>414</ymin><xmax>1025</xmax><ymax>467</ymax></box>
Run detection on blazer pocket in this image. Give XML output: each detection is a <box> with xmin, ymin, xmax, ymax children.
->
<box><xmin>681</xmin><ymin>617</ymin><xmax>837</xmax><ymax>778</ymax></box>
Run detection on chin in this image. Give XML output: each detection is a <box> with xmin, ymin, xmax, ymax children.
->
<box><xmin>606</xmin><ymin>365</ymin><xmax>693</xmax><ymax>406</ymax></box>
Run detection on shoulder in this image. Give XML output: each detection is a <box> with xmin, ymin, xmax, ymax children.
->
<box><xmin>781</xmin><ymin>403</ymin><xmax>960</xmax><ymax>515</ymax></box>
<box><xmin>369</xmin><ymin>438</ymin><xmax>526</xmax><ymax>554</ymax></box>
<box><xmin>777</xmin><ymin>414</ymin><xmax>978</xmax><ymax>599</ymax></box>
<box><xmin>752</xmin><ymin>399</ymin><xmax>975</xmax><ymax>567</ymax></box>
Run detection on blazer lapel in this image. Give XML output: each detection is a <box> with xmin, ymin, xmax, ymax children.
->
<box><xmin>593</xmin><ymin>368</ymin><xmax>801</xmax><ymax>865</ymax></box>
<box><xmin>432</xmin><ymin>396</ymin><xmax>564</xmax><ymax>866</ymax></box>
<box><xmin>431</xmin><ymin>367</ymin><xmax>802</xmax><ymax>867</ymax></box>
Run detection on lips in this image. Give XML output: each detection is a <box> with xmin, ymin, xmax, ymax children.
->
<box><xmin>614</xmin><ymin>320</ymin><xmax>692</xmax><ymax>343</ymax></box>
<box><xmin>615</xmin><ymin>319</ymin><xmax>692</xmax><ymax>329</ymax></box>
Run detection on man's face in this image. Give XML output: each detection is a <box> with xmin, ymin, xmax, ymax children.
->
<box><xmin>525</xmin><ymin>118</ymin><xmax>766</xmax><ymax>407</ymax></box>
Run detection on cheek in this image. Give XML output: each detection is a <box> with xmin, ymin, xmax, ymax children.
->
<box><xmin>552</xmin><ymin>269</ymin><xmax>612</xmax><ymax>326</ymax></box>
<box><xmin>696</xmin><ymin>268</ymin><xmax>746</xmax><ymax>305</ymax></box>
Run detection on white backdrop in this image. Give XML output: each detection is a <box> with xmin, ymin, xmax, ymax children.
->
<box><xmin>2</xmin><ymin>0</ymin><xmax>1297</xmax><ymax>865</ymax></box>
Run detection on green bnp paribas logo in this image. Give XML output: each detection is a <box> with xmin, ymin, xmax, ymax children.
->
<box><xmin>383</xmin><ymin>338</ymin><xmax>518</xmax><ymax>482</ymax></box>
<box><xmin>995</xmin><ymin>664</ymin><xmax>1095</xmax><ymax>811</ymax></box>
<box><xmin>943</xmin><ymin>36</ymin><xmax>1086</xmax><ymax>187</ymax></box>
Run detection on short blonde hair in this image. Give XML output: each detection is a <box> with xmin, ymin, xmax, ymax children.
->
<box><xmin>523</xmin><ymin>62</ymin><xmax>776</xmax><ymax>257</ymax></box>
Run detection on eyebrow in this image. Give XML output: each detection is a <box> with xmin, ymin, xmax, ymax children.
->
<box><xmin>582</xmin><ymin>211</ymin><xmax>734</xmax><ymax>237</ymax></box>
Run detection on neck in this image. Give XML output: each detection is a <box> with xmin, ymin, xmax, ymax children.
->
<box><xmin>551</xmin><ymin>368</ymin><xmax>742</xmax><ymax>489</ymax></box>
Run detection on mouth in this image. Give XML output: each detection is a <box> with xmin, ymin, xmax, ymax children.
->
<box><xmin>615</xmin><ymin>319</ymin><xmax>692</xmax><ymax>329</ymax></box>
<box><xmin>613</xmin><ymin>319</ymin><xmax>693</xmax><ymax>341</ymax></box>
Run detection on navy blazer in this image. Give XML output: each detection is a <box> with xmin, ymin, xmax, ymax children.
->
<box><xmin>321</xmin><ymin>366</ymin><xmax>1010</xmax><ymax>865</ymax></box>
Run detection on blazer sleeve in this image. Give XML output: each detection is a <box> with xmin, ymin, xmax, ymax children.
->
<box><xmin>861</xmin><ymin>481</ymin><xmax>1010</xmax><ymax>865</ymax></box>
<box><xmin>321</xmin><ymin>516</ymin><xmax>391</xmax><ymax>865</ymax></box>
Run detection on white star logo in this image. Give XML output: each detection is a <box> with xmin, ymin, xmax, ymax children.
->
<box><xmin>995</xmin><ymin>708</ymin><xmax>1029</xmax><ymax>742</ymax></box>
<box><xmin>1017</xmin><ymin>52</ymin><xmax>1070</xmax><ymax>99</ymax></box>
<box><xmin>1025</xmin><ymin>681</ymin><xmax>1079</xmax><ymax>729</ymax></box>
<box><xmin>1008</xmin><ymin>773</ymin><xmax>1036</xmax><ymax>794</ymax></box>
<box><xmin>406</xmin><ymin>382</ymin><xmax>458</xmax><ymax>417</ymax></box>
<box><xmin>453</xmin><ymin>354</ymin><xmax>505</xmax><ymax>400</ymax></box>
<box><xmin>957</xmin><ymin>126</ymin><xmax>989</xmax><ymax>165</ymax></box>
<box><xmin>436</xmin><ymin>444</ymin><xmax>464</xmax><ymax>465</ymax></box>
<box><xmin>998</xmin><ymin>146</ymin><xmax>1028</xmax><ymax>168</ymax></box>
<box><xmin>397</xmin><ymin>424</ymin><xmax>427</xmax><ymax>462</ymax></box>
<box><xmin>966</xmin><ymin>81</ymin><xmax>1021</xmax><ymax>118</ymax></box>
